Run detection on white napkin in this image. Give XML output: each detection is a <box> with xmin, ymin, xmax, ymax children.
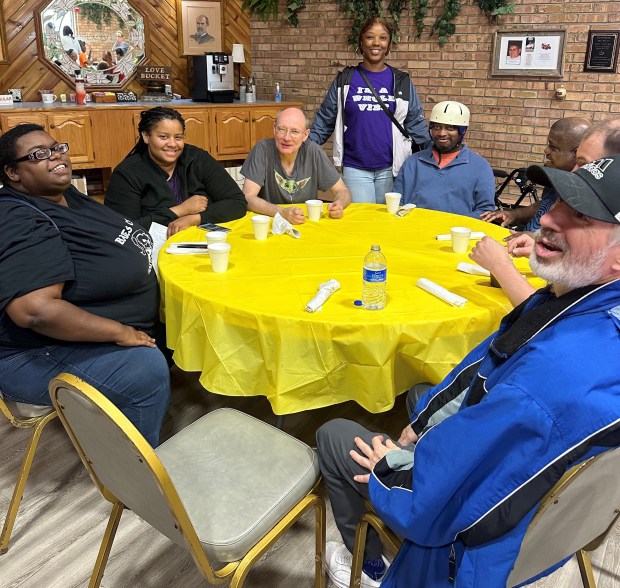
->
<box><xmin>417</xmin><ymin>278</ymin><xmax>468</xmax><ymax>307</ymax></box>
<box><xmin>456</xmin><ymin>262</ymin><xmax>491</xmax><ymax>277</ymax></box>
<box><xmin>436</xmin><ymin>231</ymin><xmax>485</xmax><ymax>241</ymax></box>
<box><xmin>305</xmin><ymin>279</ymin><xmax>341</xmax><ymax>313</ymax></box>
<box><xmin>272</xmin><ymin>213</ymin><xmax>301</xmax><ymax>239</ymax></box>
<box><xmin>395</xmin><ymin>203</ymin><xmax>416</xmax><ymax>217</ymax></box>
<box><xmin>166</xmin><ymin>242</ymin><xmax>210</xmax><ymax>255</ymax></box>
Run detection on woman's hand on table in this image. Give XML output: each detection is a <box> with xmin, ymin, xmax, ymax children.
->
<box><xmin>327</xmin><ymin>201</ymin><xmax>344</xmax><ymax>219</ymax></box>
<box><xmin>115</xmin><ymin>325</ymin><xmax>157</xmax><ymax>348</ymax></box>
<box><xmin>282</xmin><ymin>206</ymin><xmax>306</xmax><ymax>225</ymax></box>
<box><xmin>167</xmin><ymin>214</ymin><xmax>201</xmax><ymax>237</ymax></box>
<box><xmin>172</xmin><ymin>194</ymin><xmax>208</xmax><ymax>217</ymax></box>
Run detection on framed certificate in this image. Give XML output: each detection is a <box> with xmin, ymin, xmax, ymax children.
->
<box><xmin>584</xmin><ymin>30</ymin><xmax>620</xmax><ymax>73</ymax></box>
<box><xmin>491</xmin><ymin>30</ymin><xmax>565</xmax><ymax>78</ymax></box>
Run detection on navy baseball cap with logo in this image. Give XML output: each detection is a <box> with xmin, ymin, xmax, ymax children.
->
<box><xmin>527</xmin><ymin>155</ymin><xmax>620</xmax><ymax>225</ymax></box>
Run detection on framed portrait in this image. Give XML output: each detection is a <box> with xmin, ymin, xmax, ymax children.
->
<box><xmin>491</xmin><ymin>30</ymin><xmax>565</xmax><ymax>77</ymax></box>
<box><xmin>584</xmin><ymin>30</ymin><xmax>620</xmax><ymax>73</ymax></box>
<box><xmin>0</xmin><ymin>4</ymin><xmax>8</xmax><ymax>64</ymax></box>
<box><xmin>177</xmin><ymin>0</ymin><xmax>223</xmax><ymax>56</ymax></box>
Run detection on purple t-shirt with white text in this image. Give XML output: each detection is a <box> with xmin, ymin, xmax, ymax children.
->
<box><xmin>343</xmin><ymin>66</ymin><xmax>395</xmax><ymax>171</ymax></box>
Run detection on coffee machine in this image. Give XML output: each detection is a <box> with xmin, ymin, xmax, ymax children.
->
<box><xmin>191</xmin><ymin>53</ymin><xmax>234</xmax><ymax>103</ymax></box>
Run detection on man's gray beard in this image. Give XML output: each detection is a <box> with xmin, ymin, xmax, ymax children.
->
<box><xmin>529</xmin><ymin>234</ymin><xmax>609</xmax><ymax>293</ymax></box>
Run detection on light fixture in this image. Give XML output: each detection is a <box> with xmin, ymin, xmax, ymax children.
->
<box><xmin>231</xmin><ymin>44</ymin><xmax>245</xmax><ymax>99</ymax></box>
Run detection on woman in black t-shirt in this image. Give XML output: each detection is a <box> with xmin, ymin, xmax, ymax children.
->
<box><xmin>0</xmin><ymin>124</ymin><xmax>170</xmax><ymax>446</ymax></box>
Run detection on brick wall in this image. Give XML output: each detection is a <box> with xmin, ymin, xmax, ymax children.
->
<box><xmin>249</xmin><ymin>0</ymin><xmax>620</xmax><ymax>174</ymax></box>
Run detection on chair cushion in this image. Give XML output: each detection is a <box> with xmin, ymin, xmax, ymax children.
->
<box><xmin>0</xmin><ymin>390</ymin><xmax>54</xmax><ymax>419</ymax></box>
<box><xmin>156</xmin><ymin>408</ymin><xmax>320</xmax><ymax>563</ymax></box>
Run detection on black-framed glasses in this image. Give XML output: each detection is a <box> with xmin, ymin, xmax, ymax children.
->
<box><xmin>12</xmin><ymin>143</ymin><xmax>70</xmax><ymax>164</ymax></box>
<box><xmin>429</xmin><ymin>123</ymin><xmax>458</xmax><ymax>132</ymax></box>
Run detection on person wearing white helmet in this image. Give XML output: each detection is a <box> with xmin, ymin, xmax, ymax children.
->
<box><xmin>393</xmin><ymin>100</ymin><xmax>495</xmax><ymax>218</ymax></box>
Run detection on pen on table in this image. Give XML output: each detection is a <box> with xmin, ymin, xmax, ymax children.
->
<box><xmin>175</xmin><ymin>244</ymin><xmax>209</xmax><ymax>249</ymax></box>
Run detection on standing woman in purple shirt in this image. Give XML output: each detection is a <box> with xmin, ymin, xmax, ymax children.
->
<box><xmin>309</xmin><ymin>17</ymin><xmax>429</xmax><ymax>204</ymax></box>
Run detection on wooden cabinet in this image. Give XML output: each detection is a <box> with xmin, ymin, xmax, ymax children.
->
<box><xmin>176</xmin><ymin>108</ymin><xmax>211</xmax><ymax>153</ymax></box>
<box><xmin>212</xmin><ymin>108</ymin><xmax>251</xmax><ymax>157</ymax></box>
<box><xmin>47</xmin><ymin>113</ymin><xmax>94</xmax><ymax>164</ymax></box>
<box><xmin>251</xmin><ymin>107</ymin><xmax>279</xmax><ymax>144</ymax></box>
<box><xmin>212</xmin><ymin>105</ymin><xmax>285</xmax><ymax>159</ymax></box>
<box><xmin>0</xmin><ymin>112</ymin><xmax>94</xmax><ymax>165</ymax></box>
<box><xmin>0</xmin><ymin>101</ymin><xmax>301</xmax><ymax>171</ymax></box>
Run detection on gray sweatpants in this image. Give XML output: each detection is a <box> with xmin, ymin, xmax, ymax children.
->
<box><xmin>316</xmin><ymin>383</ymin><xmax>431</xmax><ymax>560</ymax></box>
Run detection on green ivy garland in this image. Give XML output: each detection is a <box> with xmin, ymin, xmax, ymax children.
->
<box><xmin>242</xmin><ymin>0</ymin><xmax>306</xmax><ymax>27</ymax></box>
<box><xmin>476</xmin><ymin>0</ymin><xmax>515</xmax><ymax>19</ymax></box>
<box><xmin>432</xmin><ymin>0</ymin><xmax>461</xmax><ymax>46</ymax></box>
<box><xmin>242</xmin><ymin>0</ymin><xmax>514</xmax><ymax>44</ymax></box>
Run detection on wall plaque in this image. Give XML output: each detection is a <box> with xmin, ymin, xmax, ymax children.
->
<box><xmin>584</xmin><ymin>30</ymin><xmax>620</xmax><ymax>73</ymax></box>
<box><xmin>137</xmin><ymin>66</ymin><xmax>172</xmax><ymax>82</ymax></box>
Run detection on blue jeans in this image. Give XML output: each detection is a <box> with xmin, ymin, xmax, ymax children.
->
<box><xmin>0</xmin><ymin>343</ymin><xmax>170</xmax><ymax>447</ymax></box>
<box><xmin>343</xmin><ymin>166</ymin><xmax>394</xmax><ymax>204</ymax></box>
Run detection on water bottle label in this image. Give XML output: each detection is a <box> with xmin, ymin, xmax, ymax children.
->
<box><xmin>363</xmin><ymin>268</ymin><xmax>387</xmax><ymax>283</ymax></box>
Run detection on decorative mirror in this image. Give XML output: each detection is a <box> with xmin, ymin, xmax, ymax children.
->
<box><xmin>35</xmin><ymin>0</ymin><xmax>147</xmax><ymax>88</ymax></box>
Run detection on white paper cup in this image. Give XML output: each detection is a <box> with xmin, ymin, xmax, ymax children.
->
<box><xmin>450</xmin><ymin>227</ymin><xmax>472</xmax><ymax>254</ymax></box>
<box><xmin>41</xmin><ymin>93</ymin><xmax>57</xmax><ymax>103</ymax></box>
<box><xmin>206</xmin><ymin>230</ymin><xmax>227</xmax><ymax>245</ymax></box>
<box><xmin>385</xmin><ymin>192</ymin><xmax>402</xmax><ymax>214</ymax></box>
<box><xmin>251</xmin><ymin>215</ymin><xmax>270</xmax><ymax>240</ymax></box>
<box><xmin>208</xmin><ymin>242</ymin><xmax>231</xmax><ymax>273</ymax></box>
<box><xmin>305</xmin><ymin>199</ymin><xmax>323</xmax><ymax>222</ymax></box>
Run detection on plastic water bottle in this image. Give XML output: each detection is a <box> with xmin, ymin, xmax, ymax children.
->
<box><xmin>362</xmin><ymin>244</ymin><xmax>387</xmax><ymax>310</ymax></box>
<box><xmin>274</xmin><ymin>82</ymin><xmax>282</xmax><ymax>102</ymax></box>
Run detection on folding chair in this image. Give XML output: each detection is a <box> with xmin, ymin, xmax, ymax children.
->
<box><xmin>0</xmin><ymin>392</ymin><xmax>57</xmax><ymax>554</ymax></box>
<box><xmin>350</xmin><ymin>447</ymin><xmax>620</xmax><ymax>588</ymax></box>
<box><xmin>507</xmin><ymin>446</ymin><xmax>620</xmax><ymax>587</ymax></box>
<box><xmin>49</xmin><ymin>373</ymin><xmax>325</xmax><ymax>587</ymax></box>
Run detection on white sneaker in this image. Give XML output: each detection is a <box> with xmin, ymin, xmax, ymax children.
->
<box><xmin>325</xmin><ymin>540</ymin><xmax>389</xmax><ymax>588</ymax></box>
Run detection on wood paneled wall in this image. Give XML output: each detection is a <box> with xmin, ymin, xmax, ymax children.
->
<box><xmin>0</xmin><ymin>0</ymin><xmax>250</xmax><ymax>102</ymax></box>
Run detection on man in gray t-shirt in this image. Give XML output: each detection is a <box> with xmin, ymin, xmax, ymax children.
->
<box><xmin>241</xmin><ymin>107</ymin><xmax>352</xmax><ymax>224</ymax></box>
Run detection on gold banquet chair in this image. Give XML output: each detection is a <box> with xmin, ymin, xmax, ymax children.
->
<box><xmin>0</xmin><ymin>391</ymin><xmax>57</xmax><ymax>554</ymax></box>
<box><xmin>507</xmin><ymin>446</ymin><xmax>620</xmax><ymax>588</ymax></box>
<box><xmin>350</xmin><ymin>447</ymin><xmax>620</xmax><ymax>588</ymax></box>
<box><xmin>49</xmin><ymin>373</ymin><xmax>326</xmax><ymax>588</ymax></box>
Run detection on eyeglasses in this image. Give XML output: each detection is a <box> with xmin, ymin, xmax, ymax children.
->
<box><xmin>429</xmin><ymin>123</ymin><xmax>458</xmax><ymax>132</ymax></box>
<box><xmin>12</xmin><ymin>143</ymin><xmax>70</xmax><ymax>164</ymax></box>
<box><xmin>274</xmin><ymin>126</ymin><xmax>304</xmax><ymax>138</ymax></box>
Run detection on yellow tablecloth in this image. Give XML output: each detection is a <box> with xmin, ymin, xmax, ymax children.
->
<box><xmin>158</xmin><ymin>205</ymin><xmax>541</xmax><ymax>414</ymax></box>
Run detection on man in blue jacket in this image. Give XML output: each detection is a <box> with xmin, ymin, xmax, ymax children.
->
<box><xmin>393</xmin><ymin>101</ymin><xmax>496</xmax><ymax>218</ymax></box>
<box><xmin>317</xmin><ymin>155</ymin><xmax>620</xmax><ymax>587</ymax></box>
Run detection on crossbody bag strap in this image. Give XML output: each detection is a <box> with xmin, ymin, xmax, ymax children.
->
<box><xmin>356</xmin><ymin>66</ymin><xmax>411</xmax><ymax>141</ymax></box>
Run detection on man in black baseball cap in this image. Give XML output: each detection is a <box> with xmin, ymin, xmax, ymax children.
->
<box><xmin>525</xmin><ymin>155</ymin><xmax>620</xmax><ymax>296</ymax></box>
<box><xmin>527</xmin><ymin>154</ymin><xmax>620</xmax><ymax>225</ymax></box>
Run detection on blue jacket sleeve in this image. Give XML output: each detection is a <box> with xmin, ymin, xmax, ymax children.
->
<box><xmin>369</xmin><ymin>381</ymin><xmax>561</xmax><ymax>547</ymax></box>
<box><xmin>404</xmin><ymin>78</ymin><xmax>431</xmax><ymax>150</ymax></box>
<box><xmin>309</xmin><ymin>75</ymin><xmax>339</xmax><ymax>145</ymax></box>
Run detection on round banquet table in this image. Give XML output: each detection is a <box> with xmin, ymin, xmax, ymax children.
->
<box><xmin>158</xmin><ymin>204</ymin><xmax>542</xmax><ymax>415</ymax></box>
